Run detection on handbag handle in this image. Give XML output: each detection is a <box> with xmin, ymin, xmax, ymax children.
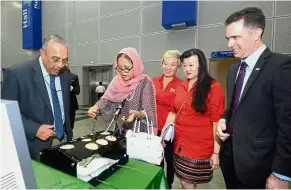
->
<box><xmin>133</xmin><ymin>110</ymin><xmax>154</xmax><ymax>136</ymax></box>
<box><xmin>133</xmin><ymin>79</ymin><xmax>153</xmax><ymax>135</ymax></box>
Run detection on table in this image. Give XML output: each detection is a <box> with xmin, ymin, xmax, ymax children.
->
<box><xmin>32</xmin><ymin>159</ymin><xmax>168</xmax><ymax>189</ymax></box>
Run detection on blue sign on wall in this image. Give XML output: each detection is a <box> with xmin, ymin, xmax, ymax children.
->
<box><xmin>162</xmin><ymin>1</ymin><xmax>197</xmax><ymax>30</ymax></box>
<box><xmin>211</xmin><ymin>51</ymin><xmax>234</xmax><ymax>58</ymax></box>
<box><xmin>22</xmin><ymin>0</ymin><xmax>42</xmax><ymax>49</ymax></box>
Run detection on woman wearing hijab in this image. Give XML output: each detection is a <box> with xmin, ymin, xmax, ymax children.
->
<box><xmin>88</xmin><ymin>47</ymin><xmax>157</xmax><ymax>133</ymax></box>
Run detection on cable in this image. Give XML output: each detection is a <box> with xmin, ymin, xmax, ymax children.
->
<box><xmin>92</xmin><ymin>119</ymin><xmax>98</xmax><ymax>133</ymax></box>
<box><xmin>117</xmin><ymin>165</ymin><xmax>149</xmax><ymax>175</ymax></box>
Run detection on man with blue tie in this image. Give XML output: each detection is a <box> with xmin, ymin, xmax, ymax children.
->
<box><xmin>1</xmin><ymin>34</ymin><xmax>73</xmax><ymax>161</ymax></box>
<box><xmin>216</xmin><ymin>7</ymin><xmax>291</xmax><ymax>189</ymax></box>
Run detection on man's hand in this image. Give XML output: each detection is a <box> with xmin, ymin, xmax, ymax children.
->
<box><xmin>266</xmin><ymin>173</ymin><xmax>289</xmax><ymax>189</ymax></box>
<box><xmin>36</xmin><ymin>125</ymin><xmax>55</xmax><ymax>141</ymax></box>
<box><xmin>70</xmin><ymin>86</ymin><xmax>73</xmax><ymax>91</ymax></box>
<box><xmin>216</xmin><ymin>120</ymin><xmax>230</xmax><ymax>141</ymax></box>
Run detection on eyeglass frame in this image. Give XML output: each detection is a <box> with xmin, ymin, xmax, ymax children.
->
<box><xmin>42</xmin><ymin>49</ymin><xmax>69</xmax><ymax>65</ymax></box>
<box><xmin>115</xmin><ymin>65</ymin><xmax>133</xmax><ymax>73</ymax></box>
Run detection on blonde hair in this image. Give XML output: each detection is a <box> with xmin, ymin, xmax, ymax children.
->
<box><xmin>161</xmin><ymin>50</ymin><xmax>182</xmax><ymax>66</ymax></box>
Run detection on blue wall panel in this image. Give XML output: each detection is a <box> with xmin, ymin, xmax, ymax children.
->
<box><xmin>22</xmin><ymin>0</ymin><xmax>42</xmax><ymax>49</ymax></box>
<box><xmin>162</xmin><ymin>1</ymin><xmax>197</xmax><ymax>30</ymax></box>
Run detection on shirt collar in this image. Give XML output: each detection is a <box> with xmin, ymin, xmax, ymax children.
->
<box><xmin>181</xmin><ymin>79</ymin><xmax>196</xmax><ymax>90</ymax></box>
<box><xmin>243</xmin><ymin>44</ymin><xmax>267</xmax><ymax>69</ymax></box>
<box><xmin>158</xmin><ymin>75</ymin><xmax>178</xmax><ymax>83</ymax></box>
<box><xmin>158</xmin><ymin>75</ymin><xmax>163</xmax><ymax>82</ymax></box>
<box><xmin>39</xmin><ymin>57</ymin><xmax>50</xmax><ymax>78</ymax></box>
<box><xmin>172</xmin><ymin>75</ymin><xmax>178</xmax><ymax>82</ymax></box>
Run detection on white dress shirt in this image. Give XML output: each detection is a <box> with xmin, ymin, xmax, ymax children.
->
<box><xmin>238</xmin><ymin>44</ymin><xmax>267</xmax><ymax>100</ymax></box>
<box><xmin>39</xmin><ymin>57</ymin><xmax>65</xmax><ymax>126</ymax></box>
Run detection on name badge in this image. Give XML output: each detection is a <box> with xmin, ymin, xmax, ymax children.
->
<box><xmin>169</xmin><ymin>88</ymin><xmax>175</xmax><ymax>93</ymax></box>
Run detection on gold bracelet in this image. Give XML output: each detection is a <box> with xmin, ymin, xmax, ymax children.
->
<box><xmin>213</xmin><ymin>152</ymin><xmax>219</xmax><ymax>155</ymax></box>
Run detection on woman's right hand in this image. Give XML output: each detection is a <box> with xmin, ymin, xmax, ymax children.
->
<box><xmin>88</xmin><ymin>104</ymin><xmax>99</xmax><ymax>118</ymax></box>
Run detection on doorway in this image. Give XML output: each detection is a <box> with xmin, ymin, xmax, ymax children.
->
<box><xmin>209</xmin><ymin>58</ymin><xmax>239</xmax><ymax>104</ymax></box>
<box><xmin>88</xmin><ymin>66</ymin><xmax>113</xmax><ymax>106</ymax></box>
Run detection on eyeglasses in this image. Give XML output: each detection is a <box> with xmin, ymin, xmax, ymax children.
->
<box><xmin>43</xmin><ymin>49</ymin><xmax>69</xmax><ymax>65</ymax></box>
<box><xmin>115</xmin><ymin>65</ymin><xmax>133</xmax><ymax>73</ymax></box>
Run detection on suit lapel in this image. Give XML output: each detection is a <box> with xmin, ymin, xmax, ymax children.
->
<box><xmin>60</xmin><ymin>70</ymin><xmax>69</xmax><ymax>116</ymax></box>
<box><xmin>239</xmin><ymin>48</ymin><xmax>272</xmax><ymax>105</ymax></box>
<box><xmin>31</xmin><ymin>60</ymin><xmax>53</xmax><ymax>113</ymax></box>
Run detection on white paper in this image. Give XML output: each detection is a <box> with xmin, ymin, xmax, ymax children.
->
<box><xmin>162</xmin><ymin>123</ymin><xmax>175</xmax><ymax>142</ymax></box>
<box><xmin>0</xmin><ymin>103</ymin><xmax>26</xmax><ymax>189</ymax></box>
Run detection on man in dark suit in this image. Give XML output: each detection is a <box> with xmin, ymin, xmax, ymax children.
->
<box><xmin>216</xmin><ymin>7</ymin><xmax>291</xmax><ymax>189</ymax></box>
<box><xmin>69</xmin><ymin>73</ymin><xmax>80</xmax><ymax>130</ymax></box>
<box><xmin>1</xmin><ymin>34</ymin><xmax>73</xmax><ymax>161</ymax></box>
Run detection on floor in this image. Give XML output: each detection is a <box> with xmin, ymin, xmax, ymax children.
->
<box><xmin>72</xmin><ymin>106</ymin><xmax>226</xmax><ymax>189</ymax></box>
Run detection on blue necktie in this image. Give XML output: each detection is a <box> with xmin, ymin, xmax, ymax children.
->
<box><xmin>50</xmin><ymin>75</ymin><xmax>64</xmax><ymax>139</ymax></box>
<box><xmin>228</xmin><ymin>61</ymin><xmax>247</xmax><ymax>134</ymax></box>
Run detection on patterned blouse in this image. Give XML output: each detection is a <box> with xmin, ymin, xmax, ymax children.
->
<box><xmin>96</xmin><ymin>78</ymin><xmax>157</xmax><ymax>132</ymax></box>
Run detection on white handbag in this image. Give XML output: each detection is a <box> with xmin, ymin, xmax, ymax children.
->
<box><xmin>126</xmin><ymin>111</ymin><xmax>163</xmax><ymax>165</ymax></box>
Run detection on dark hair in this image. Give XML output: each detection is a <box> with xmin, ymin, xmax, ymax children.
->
<box><xmin>99</xmin><ymin>81</ymin><xmax>102</xmax><ymax>85</ymax></box>
<box><xmin>225</xmin><ymin>7</ymin><xmax>266</xmax><ymax>36</ymax></box>
<box><xmin>117</xmin><ymin>53</ymin><xmax>133</xmax><ymax>64</ymax></box>
<box><xmin>180</xmin><ymin>49</ymin><xmax>214</xmax><ymax>114</ymax></box>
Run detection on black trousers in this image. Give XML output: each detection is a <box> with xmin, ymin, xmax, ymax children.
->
<box><xmin>97</xmin><ymin>93</ymin><xmax>104</xmax><ymax>100</ymax></box>
<box><xmin>220</xmin><ymin>139</ymin><xmax>265</xmax><ymax>189</ymax></box>
<box><xmin>158</xmin><ymin>130</ymin><xmax>174</xmax><ymax>189</ymax></box>
<box><xmin>70</xmin><ymin>110</ymin><xmax>76</xmax><ymax>129</ymax></box>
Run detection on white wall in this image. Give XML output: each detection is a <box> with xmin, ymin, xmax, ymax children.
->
<box><xmin>1</xmin><ymin>1</ymin><xmax>291</xmax><ymax>105</ymax></box>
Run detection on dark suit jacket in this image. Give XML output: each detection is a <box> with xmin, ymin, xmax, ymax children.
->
<box><xmin>1</xmin><ymin>59</ymin><xmax>73</xmax><ymax>161</ymax></box>
<box><xmin>70</xmin><ymin>73</ymin><xmax>80</xmax><ymax>112</ymax></box>
<box><xmin>221</xmin><ymin>47</ymin><xmax>291</xmax><ymax>186</ymax></box>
